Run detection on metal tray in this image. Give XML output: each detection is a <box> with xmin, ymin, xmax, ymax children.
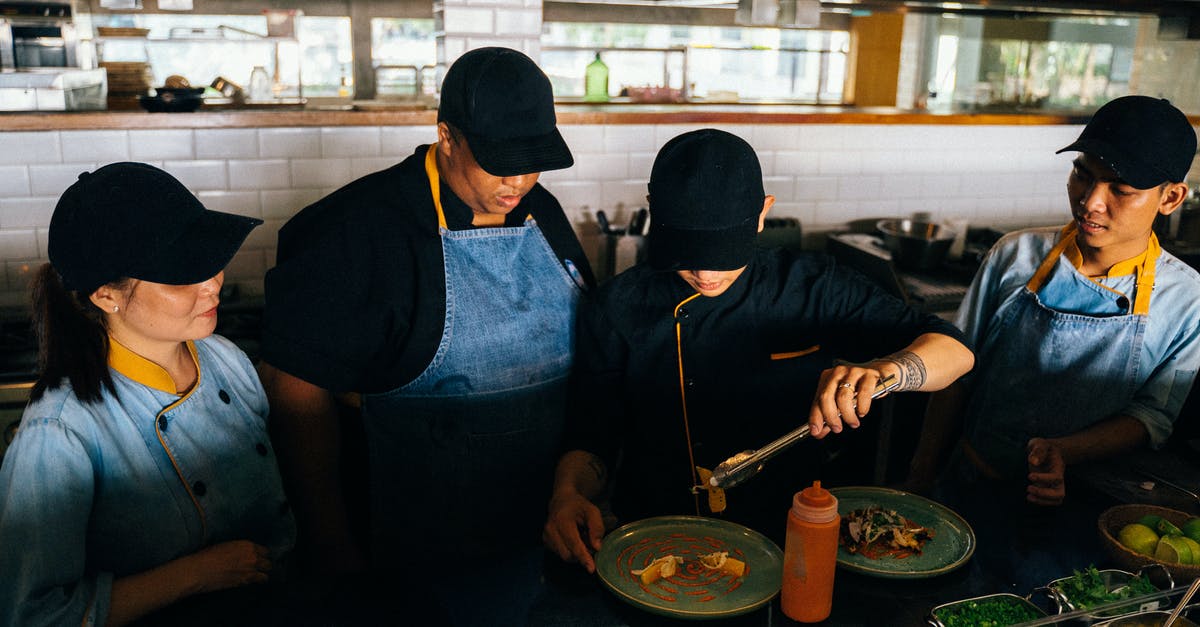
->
<box><xmin>927</xmin><ymin>592</ymin><xmax>1047</xmax><ymax>627</ymax></box>
<box><xmin>1041</xmin><ymin>565</ymin><xmax>1174</xmax><ymax>619</ymax></box>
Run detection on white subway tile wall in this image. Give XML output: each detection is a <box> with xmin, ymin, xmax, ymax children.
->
<box><xmin>0</xmin><ymin>122</ymin><xmax>1197</xmax><ymax>307</ymax></box>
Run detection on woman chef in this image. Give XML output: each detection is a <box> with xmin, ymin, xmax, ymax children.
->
<box><xmin>0</xmin><ymin>163</ymin><xmax>295</xmax><ymax>626</ymax></box>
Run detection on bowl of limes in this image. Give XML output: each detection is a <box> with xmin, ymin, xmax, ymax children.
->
<box><xmin>1098</xmin><ymin>504</ymin><xmax>1200</xmax><ymax>580</ymax></box>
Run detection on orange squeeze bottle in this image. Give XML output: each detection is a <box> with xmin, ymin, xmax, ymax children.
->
<box><xmin>780</xmin><ymin>480</ymin><xmax>840</xmax><ymax>623</ymax></box>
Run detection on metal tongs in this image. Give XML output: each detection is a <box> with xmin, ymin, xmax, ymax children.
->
<box><xmin>708</xmin><ymin>374</ymin><xmax>900</xmax><ymax>490</ymax></box>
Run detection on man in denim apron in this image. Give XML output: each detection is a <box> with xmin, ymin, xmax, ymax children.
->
<box><xmin>907</xmin><ymin>96</ymin><xmax>1200</xmax><ymax>590</ymax></box>
<box><xmin>260</xmin><ymin>48</ymin><xmax>593</xmax><ymax>624</ymax></box>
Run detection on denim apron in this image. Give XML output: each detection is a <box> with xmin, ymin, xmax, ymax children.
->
<box><xmin>964</xmin><ymin>222</ymin><xmax>1157</xmax><ymax>479</ymax></box>
<box><xmin>358</xmin><ymin>145</ymin><xmax>578</xmax><ymax>624</ymax></box>
<box><xmin>944</xmin><ymin>222</ymin><xmax>1158</xmax><ymax>590</ymax></box>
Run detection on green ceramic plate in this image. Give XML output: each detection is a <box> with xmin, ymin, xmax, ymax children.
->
<box><xmin>830</xmin><ymin>486</ymin><xmax>976</xmax><ymax>579</ymax></box>
<box><xmin>595</xmin><ymin>515</ymin><xmax>783</xmax><ymax>620</ymax></box>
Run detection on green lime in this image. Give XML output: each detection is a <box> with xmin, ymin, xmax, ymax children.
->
<box><xmin>1119</xmin><ymin>523</ymin><xmax>1160</xmax><ymax>556</ymax></box>
<box><xmin>1155</xmin><ymin>535</ymin><xmax>1193</xmax><ymax>564</ymax></box>
<box><xmin>1179</xmin><ymin>537</ymin><xmax>1200</xmax><ymax>565</ymax></box>
<box><xmin>1183</xmin><ymin>518</ymin><xmax>1200</xmax><ymax>544</ymax></box>
<box><xmin>1139</xmin><ymin>514</ymin><xmax>1165</xmax><ymax>529</ymax></box>
<box><xmin>1156</xmin><ymin>518</ymin><xmax>1184</xmax><ymax>537</ymax></box>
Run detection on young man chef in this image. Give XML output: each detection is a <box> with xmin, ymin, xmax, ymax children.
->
<box><xmin>259</xmin><ymin>48</ymin><xmax>593</xmax><ymax>625</ymax></box>
<box><xmin>542</xmin><ymin>129</ymin><xmax>974</xmax><ymax>572</ymax></box>
<box><xmin>906</xmin><ymin>95</ymin><xmax>1200</xmax><ymax>587</ymax></box>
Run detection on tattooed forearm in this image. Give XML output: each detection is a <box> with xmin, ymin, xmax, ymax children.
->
<box><xmin>877</xmin><ymin>350</ymin><xmax>926</xmax><ymax>391</ymax></box>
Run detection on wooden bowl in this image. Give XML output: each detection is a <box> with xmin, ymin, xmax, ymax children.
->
<box><xmin>1097</xmin><ymin>504</ymin><xmax>1200</xmax><ymax>582</ymax></box>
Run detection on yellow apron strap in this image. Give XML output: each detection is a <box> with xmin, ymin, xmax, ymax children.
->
<box><xmin>1131</xmin><ymin>233</ymin><xmax>1159</xmax><ymax>316</ymax></box>
<box><xmin>425</xmin><ymin>143</ymin><xmax>532</xmax><ymax>227</ymax></box>
<box><xmin>425</xmin><ymin>143</ymin><xmax>447</xmax><ymax>230</ymax></box>
<box><xmin>1026</xmin><ymin>222</ymin><xmax>1159</xmax><ymax>315</ymax></box>
<box><xmin>1025</xmin><ymin>223</ymin><xmax>1077</xmax><ymax>294</ymax></box>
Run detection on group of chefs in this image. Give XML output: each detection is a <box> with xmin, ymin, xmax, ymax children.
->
<box><xmin>0</xmin><ymin>45</ymin><xmax>1196</xmax><ymax>626</ymax></box>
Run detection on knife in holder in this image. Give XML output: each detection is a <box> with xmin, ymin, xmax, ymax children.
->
<box><xmin>708</xmin><ymin>374</ymin><xmax>899</xmax><ymax>490</ymax></box>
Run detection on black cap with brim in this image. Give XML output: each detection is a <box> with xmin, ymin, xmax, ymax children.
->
<box><xmin>1055</xmin><ymin>95</ymin><xmax>1196</xmax><ymax>190</ymax></box>
<box><xmin>49</xmin><ymin>162</ymin><xmax>262</xmax><ymax>294</ymax></box>
<box><xmin>646</xmin><ymin>129</ymin><xmax>765</xmax><ymax>272</ymax></box>
<box><xmin>1055</xmin><ymin>136</ymin><xmax>1175</xmax><ymax>190</ymax></box>
<box><xmin>648</xmin><ymin>219</ymin><xmax>759</xmax><ymax>272</ymax></box>
<box><xmin>126</xmin><ymin>210</ymin><xmax>262</xmax><ymax>286</ymax></box>
<box><xmin>438</xmin><ymin>47</ymin><xmax>574</xmax><ymax>178</ymax></box>
<box><xmin>465</xmin><ymin>127</ymin><xmax>574</xmax><ymax>177</ymax></box>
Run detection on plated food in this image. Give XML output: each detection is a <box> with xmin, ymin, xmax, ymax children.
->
<box><xmin>839</xmin><ymin>505</ymin><xmax>935</xmax><ymax>559</ymax></box>
<box><xmin>830</xmin><ymin>486</ymin><xmax>974</xmax><ymax>579</ymax></box>
<box><xmin>594</xmin><ymin>516</ymin><xmax>782</xmax><ymax>620</ymax></box>
<box><xmin>631</xmin><ymin>551</ymin><xmax>748</xmax><ymax>585</ymax></box>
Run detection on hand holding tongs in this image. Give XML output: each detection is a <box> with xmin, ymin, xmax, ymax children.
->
<box><xmin>708</xmin><ymin>374</ymin><xmax>900</xmax><ymax>490</ymax></box>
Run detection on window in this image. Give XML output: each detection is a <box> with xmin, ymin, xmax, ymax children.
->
<box><xmin>541</xmin><ymin>22</ymin><xmax>849</xmax><ymax>103</ymax></box>
<box><xmin>89</xmin><ymin>13</ymin><xmax>352</xmax><ymax>98</ymax></box>
<box><xmin>921</xmin><ymin>15</ymin><xmax>1138</xmax><ymax>111</ymax></box>
<box><xmin>370</xmin><ymin>18</ymin><xmax>436</xmax><ymax>98</ymax></box>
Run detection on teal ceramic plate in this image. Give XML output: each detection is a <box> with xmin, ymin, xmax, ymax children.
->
<box><xmin>830</xmin><ymin>486</ymin><xmax>975</xmax><ymax>579</ymax></box>
<box><xmin>595</xmin><ymin>516</ymin><xmax>783</xmax><ymax>620</ymax></box>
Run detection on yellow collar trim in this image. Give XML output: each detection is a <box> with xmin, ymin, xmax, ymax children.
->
<box><xmin>1062</xmin><ymin>236</ymin><xmax>1153</xmax><ymax>279</ymax></box>
<box><xmin>108</xmin><ymin>338</ymin><xmax>199</xmax><ymax>395</ymax></box>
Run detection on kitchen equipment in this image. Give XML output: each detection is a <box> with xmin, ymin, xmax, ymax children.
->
<box><xmin>1138</xmin><ymin>469</ymin><xmax>1200</xmax><ymax>510</ymax></box>
<box><xmin>1096</xmin><ymin>612</ymin><xmax>1199</xmax><ymax>627</ymax></box>
<box><xmin>594</xmin><ymin>515</ymin><xmax>782</xmax><ymax>620</ymax></box>
<box><xmin>1165</xmin><ymin>578</ymin><xmax>1200</xmax><ymax>627</ymax></box>
<box><xmin>0</xmin><ymin>67</ymin><xmax>106</xmax><ymax>111</ymax></box>
<box><xmin>833</xmin><ymin>486</ymin><xmax>975</xmax><ymax>579</ymax></box>
<box><xmin>876</xmin><ymin>219</ymin><xmax>957</xmax><ymax>271</ymax></box>
<box><xmin>101</xmin><ymin>61</ymin><xmax>153</xmax><ymax>109</ymax></box>
<box><xmin>139</xmin><ymin>86</ymin><xmax>204</xmax><ymax>113</ymax></box>
<box><xmin>781</xmin><ymin>481</ymin><xmax>839</xmax><ymax>621</ymax></box>
<box><xmin>0</xmin><ymin>3</ymin><xmax>78</xmax><ymax>70</ymax></box>
<box><xmin>1098</xmin><ymin>504</ymin><xmax>1200</xmax><ymax>581</ymax></box>
<box><xmin>709</xmin><ymin>374</ymin><xmax>898</xmax><ymax>489</ymax></box>
<box><xmin>927</xmin><ymin>592</ymin><xmax>1046</xmax><ymax>626</ymax></box>
<box><xmin>1042</xmin><ymin>565</ymin><xmax>1174</xmax><ymax>619</ymax></box>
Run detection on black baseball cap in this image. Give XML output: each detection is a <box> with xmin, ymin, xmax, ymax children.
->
<box><xmin>48</xmin><ymin>162</ymin><xmax>262</xmax><ymax>294</ymax></box>
<box><xmin>648</xmin><ymin>129</ymin><xmax>765</xmax><ymax>271</ymax></box>
<box><xmin>438</xmin><ymin>47</ymin><xmax>573</xmax><ymax>177</ymax></box>
<box><xmin>1056</xmin><ymin>95</ymin><xmax>1197</xmax><ymax>189</ymax></box>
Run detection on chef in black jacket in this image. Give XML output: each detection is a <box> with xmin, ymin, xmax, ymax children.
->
<box><xmin>543</xmin><ymin>129</ymin><xmax>974</xmax><ymax>572</ymax></box>
<box><xmin>259</xmin><ymin>48</ymin><xmax>594</xmax><ymax>625</ymax></box>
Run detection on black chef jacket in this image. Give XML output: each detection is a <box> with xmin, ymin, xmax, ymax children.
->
<box><xmin>563</xmin><ymin>247</ymin><xmax>966</xmax><ymax>542</ymax></box>
<box><xmin>262</xmin><ymin>145</ymin><xmax>595</xmax><ymax>394</ymax></box>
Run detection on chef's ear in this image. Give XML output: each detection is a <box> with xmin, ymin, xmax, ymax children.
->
<box><xmin>436</xmin><ymin>122</ymin><xmax>460</xmax><ymax>157</ymax></box>
<box><xmin>89</xmin><ymin>285</ymin><xmax>120</xmax><ymax>315</ymax></box>
<box><xmin>1158</xmin><ymin>182</ymin><xmax>1189</xmax><ymax>216</ymax></box>
<box><xmin>757</xmin><ymin>195</ymin><xmax>776</xmax><ymax>233</ymax></box>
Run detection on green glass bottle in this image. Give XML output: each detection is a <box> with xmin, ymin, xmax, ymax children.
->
<box><xmin>584</xmin><ymin>52</ymin><xmax>609</xmax><ymax>103</ymax></box>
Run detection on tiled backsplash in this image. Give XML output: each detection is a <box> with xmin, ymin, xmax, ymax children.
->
<box><xmin>1</xmin><ymin>122</ymin><xmax>1197</xmax><ymax>307</ymax></box>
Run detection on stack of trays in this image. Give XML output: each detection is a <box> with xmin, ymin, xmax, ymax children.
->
<box><xmin>100</xmin><ymin>61</ymin><xmax>153</xmax><ymax>110</ymax></box>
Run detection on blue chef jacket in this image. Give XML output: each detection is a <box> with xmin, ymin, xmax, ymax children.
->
<box><xmin>0</xmin><ymin>335</ymin><xmax>296</xmax><ymax>627</ymax></box>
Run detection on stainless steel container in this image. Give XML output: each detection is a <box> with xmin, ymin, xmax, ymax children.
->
<box><xmin>927</xmin><ymin>592</ymin><xmax>1047</xmax><ymax>627</ymax></box>
<box><xmin>876</xmin><ymin>219</ymin><xmax>957</xmax><ymax>272</ymax></box>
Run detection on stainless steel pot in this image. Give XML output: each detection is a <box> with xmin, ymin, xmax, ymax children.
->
<box><xmin>876</xmin><ymin>219</ymin><xmax>957</xmax><ymax>272</ymax></box>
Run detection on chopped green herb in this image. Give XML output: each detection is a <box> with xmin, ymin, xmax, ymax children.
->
<box><xmin>935</xmin><ymin>596</ymin><xmax>1042</xmax><ymax>627</ymax></box>
<box><xmin>1053</xmin><ymin>565</ymin><xmax>1158</xmax><ymax>615</ymax></box>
